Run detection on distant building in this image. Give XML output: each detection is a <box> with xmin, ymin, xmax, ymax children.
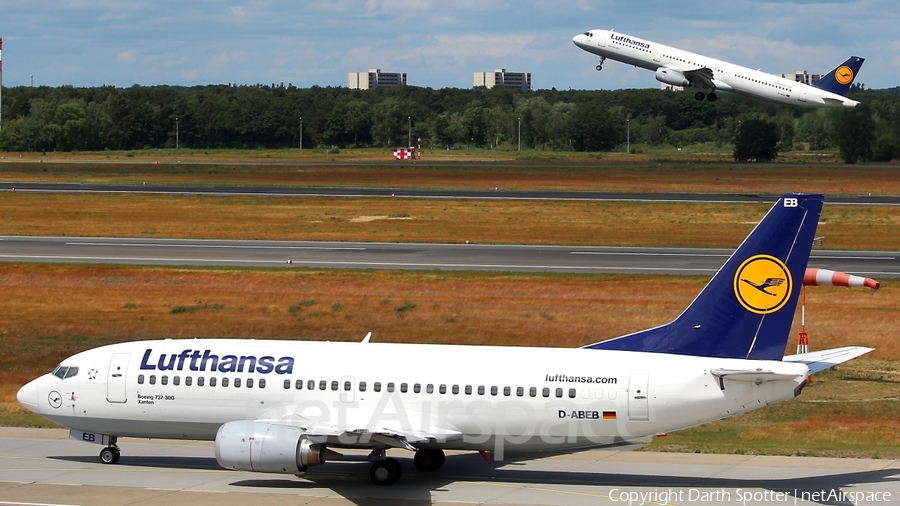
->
<box><xmin>474</xmin><ymin>69</ymin><xmax>532</xmax><ymax>91</ymax></box>
<box><xmin>347</xmin><ymin>69</ymin><xmax>407</xmax><ymax>90</ymax></box>
<box><xmin>775</xmin><ymin>70</ymin><xmax>822</xmax><ymax>85</ymax></box>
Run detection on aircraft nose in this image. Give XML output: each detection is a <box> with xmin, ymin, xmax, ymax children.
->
<box><xmin>17</xmin><ymin>378</ymin><xmax>40</xmax><ymax>414</ymax></box>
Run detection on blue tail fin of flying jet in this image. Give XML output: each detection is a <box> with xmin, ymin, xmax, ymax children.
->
<box><xmin>811</xmin><ymin>56</ymin><xmax>864</xmax><ymax>96</ymax></box>
<box><xmin>585</xmin><ymin>193</ymin><xmax>824</xmax><ymax>361</ymax></box>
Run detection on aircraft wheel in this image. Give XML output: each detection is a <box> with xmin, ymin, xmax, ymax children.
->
<box><xmin>595</xmin><ymin>65</ymin><xmax>603</xmax><ymax>71</ymax></box>
<box><xmin>414</xmin><ymin>449</ymin><xmax>445</xmax><ymax>471</ymax></box>
<box><xmin>370</xmin><ymin>458</ymin><xmax>402</xmax><ymax>485</ymax></box>
<box><xmin>707</xmin><ymin>93</ymin><xmax>718</xmax><ymax>102</ymax></box>
<box><xmin>694</xmin><ymin>91</ymin><xmax>705</xmax><ymax>101</ymax></box>
<box><xmin>99</xmin><ymin>447</ymin><xmax>119</xmax><ymax>465</ymax></box>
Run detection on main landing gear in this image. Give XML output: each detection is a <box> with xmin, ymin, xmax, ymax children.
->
<box><xmin>694</xmin><ymin>91</ymin><xmax>718</xmax><ymax>102</ymax></box>
<box><xmin>413</xmin><ymin>449</ymin><xmax>445</xmax><ymax>472</ymax></box>
<box><xmin>595</xmin><ymin>57</ymin><xmax>607</xmax><ymax>72</ymax></box>
<box><xmin>99</xmin><ymin>442</ymin><xmax>120</xmax><ymax>464</ymax></box>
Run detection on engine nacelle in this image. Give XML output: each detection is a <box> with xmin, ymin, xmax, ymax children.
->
<box><xmin>656</xmin><ymin>67</ymin><xmax>690</xmax><ymax>87</ymax></box>
<box><xmin>215</xmin><ymin>421</ymin><xmax>341</xmax><ymax>474</ymax></box>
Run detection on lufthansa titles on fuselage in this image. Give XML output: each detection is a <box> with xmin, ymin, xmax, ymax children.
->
<box><xmin>140</xmin><ymin>349</ymin><xmax>294</xmax><ymax>375</ymax></box>
<box><xmin>610</xmin><ymin>33</ymin><xmax>650</xmax><ymax>50</ymax></box>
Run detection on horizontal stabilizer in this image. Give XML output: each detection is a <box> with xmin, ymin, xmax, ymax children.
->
<box><xmin>710</xmin><ymin>368</ymin><xmax>806</xmax><ymax>383</ymax></box>
<box><xmin>782</xmin><ymin>346</ymin><xmax>874</xmax><ymax>374</ymax></box>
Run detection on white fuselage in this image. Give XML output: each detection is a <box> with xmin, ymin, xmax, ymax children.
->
<box><xmin>573</xmin><ymin>30</ymin><xmax>858</xmax><ymax>109</ymax></box>
<box><xmin>18</xmin><ymin>339</ymin><xmax>808</xmax><ymax>453</ymax></box>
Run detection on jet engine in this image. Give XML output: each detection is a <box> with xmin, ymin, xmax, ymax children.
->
<box><xmin>656</xmin><ymin>68</ymin><xmax>690</xmax><ymax>87</ymax></box>
<box><xmin>215</xmin><ymin>421</ymin><xmax>341</xmax><ymax>474</ymax></box>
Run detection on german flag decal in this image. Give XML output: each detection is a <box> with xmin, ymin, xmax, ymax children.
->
<box><xmin>602</xmin><ymin>411</ymin><xmax>617</xmax><ymax>420</ymax></box>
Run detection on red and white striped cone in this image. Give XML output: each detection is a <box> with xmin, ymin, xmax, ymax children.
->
<box><xmin>803</xmin><ymin>268</ymin><xmax>879</xmax><ymax>290</ymax></box>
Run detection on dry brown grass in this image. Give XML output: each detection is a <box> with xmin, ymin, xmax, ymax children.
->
<box><xmin>1</xmin><ymin>265</ymin><xmax>896</xmax><ymax>397</ymax></box>
<box><xmin>3</xmin><ymin>161</ymin><xmax>900</xmax><ymax>195</ymax></box>
<box><xmin>3</xmin><ymin>193</ymin><xmax>900</xmax><ymax>249</ymax></box>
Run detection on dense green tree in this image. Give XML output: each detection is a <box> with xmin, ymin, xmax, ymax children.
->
<box><xmin>834</xmin><ymin>103</ymin><xmax>876</xmax><ymax>164</ymax></box>
<box><xmin>733</xmin><ymin>118</ymin><xmax>779</xmax><ymax>162</ymax></box>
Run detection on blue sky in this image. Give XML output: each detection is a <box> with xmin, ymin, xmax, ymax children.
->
<box><xmin>1</xmin><ymin>0</ymin><xmax>897</xmax><ymax>90</ymax></box>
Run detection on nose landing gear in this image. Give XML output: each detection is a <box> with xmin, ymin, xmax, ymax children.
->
<box><xmin>596</xmin><ymin>57</ymin><xmax>606</xmax><ymax>72</ymax></box>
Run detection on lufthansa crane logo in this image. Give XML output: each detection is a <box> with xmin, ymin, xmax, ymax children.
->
<box><xmin>733</xmin><ymin>255</ymin><xmax>792</xmax><ymax>315</ymax></box>
<box><xmin>835</xmin><ymin>66</ymin><xmax>854</xmax><ymax>85</ymax></box>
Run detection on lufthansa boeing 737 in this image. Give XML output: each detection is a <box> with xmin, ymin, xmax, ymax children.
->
<box><xmin>18</xmin><ymin>193</ymin><xmax>872</xmax><ymax>485</ymax></box>
<box><xmin>573</xmin><ymin>29</ymin><xmax>864</xmax><ymax>108</ymax></box>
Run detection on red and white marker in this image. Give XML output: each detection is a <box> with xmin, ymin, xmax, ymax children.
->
<box><xmin>803</xmin><ymin>268</ymin><xmax>879</xmax><ymax>290</ymax></box>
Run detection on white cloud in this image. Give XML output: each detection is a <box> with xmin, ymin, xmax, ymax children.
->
<box><xmin>117</xmin><ymin>50</ymin><xmax>137</xmax><ymax>63</ymax></box>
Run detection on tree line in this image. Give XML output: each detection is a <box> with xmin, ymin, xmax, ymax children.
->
<box><xmin>0</xmin><ymin>83</ymin><xmax>897</xmax><ymax>162</ymax></box>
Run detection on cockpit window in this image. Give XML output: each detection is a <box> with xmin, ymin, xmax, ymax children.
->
<box><xmin>584</xmin><ymin>32</ymin><xmax>593</xmax><ymax>37</ymax></box>
<box><xmin>51</xmin><ymin>366</ymin><xmax>79</xmax><ymax>379</ymax></box>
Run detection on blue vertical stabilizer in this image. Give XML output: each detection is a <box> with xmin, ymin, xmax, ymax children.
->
<box><xmin>811</xmin><ymin>57</ymin><xmax>864</xmax><ymax>96</ymax></box>
<box><xmin>585</xmin><ymin>193</ymin><xmax>824</xmax><ymax>360</ymax></box>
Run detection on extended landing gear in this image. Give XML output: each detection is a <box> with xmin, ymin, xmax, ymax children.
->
<box><xmin>370</xmin><ymin>458</ymin><xmax>402</xmax><ymax>486</ymax></box>
<box><xmin>99</xmin><ymin>445</ymin><xmax>120</xmax><ymax>464</ymax></box>
<box><xmin>413</xmin><ymin>449</ymin><xmax>445</xmax><ymax>472</ymax></box>
<box><xmin>595</xmin><ymin>57</ymin><xmax>606</xmax><ymax>72</ymax></box>
<box><xmin>694</xmin><ymin>91</ymin><xmax>718</xmax><ymax>102</ymax></box>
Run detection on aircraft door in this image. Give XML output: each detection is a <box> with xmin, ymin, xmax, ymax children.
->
<box><xmin>652</xmin><ymin>49</ymin><xmax>660</xmax><ymax>64</ymax></box>
<box><xmin>106</xmin><ymin>353</ymin><xmax>130</xmax><ymax>403</ymax></box>
<box><xmin>627</xmin><ymin>369</ymin><xmax>650</xmax><ymax>421</ymax></box>
<box><xmin>340</xmin><ymin>375</ymin><xmax>355</xmax><ymax>403</ymax></box>
<box><xmin>799</xmin><ymin>87</ymin><xmax>807</xmax><ymax>103</ymax></box>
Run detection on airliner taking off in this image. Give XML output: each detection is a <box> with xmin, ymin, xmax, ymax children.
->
<box><xmin>573</xmin><ymin>30</ymin><xmax>864</xmax><ymax>108</ymax></box>
<box><xmin>18</xmin><ymin>193</ymin><xmax>872</xmax><ymax>486</ymax></box>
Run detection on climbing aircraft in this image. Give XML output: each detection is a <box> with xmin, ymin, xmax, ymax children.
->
<box><xmin>573</xmin><ymin>29</ymin><xmax>864</xmax><ymax>108</ymax></box>
<box><xmin>17</xmin><ymin>193</ymin><xmax>872</xmax><ymax>485</ymax></box>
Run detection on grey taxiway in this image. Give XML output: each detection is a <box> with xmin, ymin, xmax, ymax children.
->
<box><xmin>1</xmin><ymin>236</ymin><xmax>898</xmax><ymax>278</ymax></box>
<box><xmin>1</xmin><ymin>429</ymin><xmax>898</xmax><ymax>506</ymax></box>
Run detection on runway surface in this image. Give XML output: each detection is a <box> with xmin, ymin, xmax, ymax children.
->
<box><xmin>3</xmin><ymin>181</ymin><xmax>900</xmax><ymax>205</ymax></box>
<box><xmin>1</xmin><ymin>236</ymin><xmax>898</xmax><ymax>278</ymax></box>
<box><xmin>1</xmin><ymin>428</ymin><xmax>897</xmax><ymax>506</ymax></box>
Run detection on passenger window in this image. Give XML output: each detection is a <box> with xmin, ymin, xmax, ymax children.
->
<box><xmin>234</xmin><ymin>378</ymin><xmax>241</xmax><ymax>388</ymax></box>
<box><xmin>503</xmin><ymin>386</ymin><xmax>511</xmax><ymax>396</ymax></box>
<box><xmin>568</xmin><ymin>388</ymin><xmax>576</xmax><ymax>398</ymax></box>
<box><xmin>542</xmin><ymin>387</ymin><xmax>550</xmax><ymax>398</ymax></box>
<box><xmin>149</xmin><ymin>375</ymin><xmax>156</xmax><ymax>385</ymax></box>
<box><xmin>246</xmin><ymin>378</ymin><xmax>253</xmax><ymax>388</ymax></box>
<box><xmin>137</xmin><ymin>374</ymin><xmax>144</xmax><ymax>385</ymax></box>
<box><xmin>222</xmin><ymin>377</ymin><xmax>229</xmax><ymax>387</ymax></box>
<box><xmin>308</xmin><ymin>380</ymin><xmax>315</xmax><ymax>390</ymax></box>
<box><xmin>374</xmin><ymin>382</ymin><xmax>382</xmax><ymax>392</ymax></box>
<box><xmin>198</xmin><ymin>377</ymin><xmax>205</xmax><ymax>387</ymax></box>
<box><xmin>491</xmin><ymin>386</ymin><xmax>498</xmax><ymax>396</ymax></box>
<box><xmin>414</xmin><ymin>383</ymin><xmax>421</xmax><ymax>393</ymax></box>
<box><xmin>161</xmin><ymin>376</ymin><xmax>168</xmax><ymax>386</ymax></box>
<box><xmin>387</xmin><ymin>382</ymin><xmax>394</xmax><ymax>393</ymax></box>
<box><xmin>555</xmin><ymin>388</ymin><xmax>563</xmax><ymax>398</ymax></box>
<box><xmin>478</xmin><ymin>386</ymin><xmax>485</xmax><ymax>395</ymax></box>
<box><xmin>259</xmin><ymin>379</ymin><xmax>266</xmax><ymax>388</ymax></box>
<box><xmin>319</xmin><ymin>380</ymin><xmax>327</xmax><ymax>390</ymax></box>
<box><xmin>173</xmin><ymin>376</ymin><xmax>180</xmax><ymax>386</ymax></box>
<box><xmin>516</xmin><ymin>387</ymin><xmax>524</xmax><ymax>397</ymax></box>
<box><xmin>426</xmin><ymin>384</ymin><xmax>434</xmax><ymax>394</ymax></box>
<box><xmin>209</xmin><ymin>377</ymin><xmax>217</xmax><ymax>387</ymax></box>
<box><xmin>296</xmin><ymin>379</ymin><xmax>303</xmax><ymax>390</ymax></box>
<box><xmin>452</xmin><ymin>385</ymin><xmax>459</xmax><ymax>395</ymax></box>
<box><xmin>284</xmin><ymin>379</ymin><xmax>291</xmax><ymax>389</ymax></box>
<box><xmin>439</xmin><ymin>384</ymin><xmax>447</xmax><ymax>394</ymax></box>
<box><xmin>185</xmin><ymin>376</ymin><xmax>192</xmax><ymax>386</ymax></box>
<box><xmin>529</xmin><ymin>387</ymin><xmax>536</xmax><ymax>397</ymax></box>
<box><xmin>331</xmin><ymin>381</ymin><xmax>339</xmax><ymax>391</ymax></box>
<box><xmin>400</xmin><ymin>383</ymin><xmax>408</xmax><ymax>393</ymax></box>
<box><xmin>465</xmin><ymin>385</ymin><xmax>472</xmax><ymax>395</ymax></box>
<box><xmin>359</xmin><ymin>381</ymin><xmax>367</xmax><ymax>392</ymax></box>
<box><xmin>344</xmin><ymin>381</ymin><xmax>352</xmax><ymax>391</ymax></box>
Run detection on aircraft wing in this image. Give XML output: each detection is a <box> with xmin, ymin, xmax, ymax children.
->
<box><xmin>281</xmin><ymin>418</ymin><xmax>463</xmax><ymax>451</ymax></box>
<box><xmin>665</xmin><ymin>65</ymin><xmax>716</xmax><ymax>89</ymax></box>
<box><xmin>782</xmin><ymin>346</ymin><xmax>874</xmax><ymax>374</ymax></box>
